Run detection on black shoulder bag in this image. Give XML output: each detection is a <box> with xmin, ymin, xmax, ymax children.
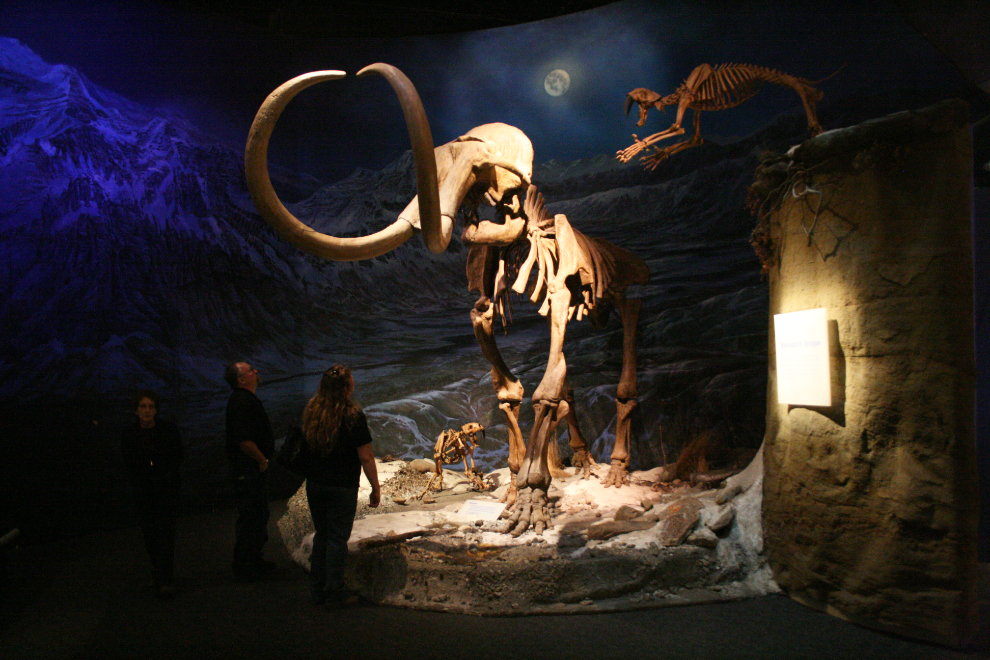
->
<box><xmin>276</xmin><ymin>425</ymin><xmax>309</xmax><ymax>476</ymax></box>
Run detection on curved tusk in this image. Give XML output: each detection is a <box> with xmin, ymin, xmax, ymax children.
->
<box><xmin>358</xmin><ymin>63</ymin><xmax>445</xmax><ymax>253</ymax></box>
<box><xmin>245</xmin><ymin>68</ymin><xmax>437</xmax><ymax>261</ymax></box>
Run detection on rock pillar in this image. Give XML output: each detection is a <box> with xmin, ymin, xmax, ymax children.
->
<box><xmin>760</xmin><ymin>99</ymin><xmax>979</xmax><ymax>646</ymax></box>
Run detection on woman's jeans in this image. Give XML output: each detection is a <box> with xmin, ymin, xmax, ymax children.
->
<box><xmin>305</xmin><ymin>481</ymin><xmax>358</xmax><ymax>603</ymax></box>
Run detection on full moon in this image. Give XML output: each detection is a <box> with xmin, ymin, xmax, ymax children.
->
<box><xmin>544</xmin><ymin>69</ymin><xmax>570</xmax><ymax>97</ymax></box>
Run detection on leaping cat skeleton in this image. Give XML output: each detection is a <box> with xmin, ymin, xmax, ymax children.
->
<box><xmin>618</xmin><ymin>63</ymin><xmax>830</xmax><ymax>170</ymax></box>
<box><xmin>245</xmin><ymin>64</ymin><xmax>649</xmax><ymax>536</ymax></box>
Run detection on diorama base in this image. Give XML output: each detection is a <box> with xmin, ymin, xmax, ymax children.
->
<box><xmin>277</xmin><ymin>451</ymin><xmax>777</xmax><ymax>615</ymax></box>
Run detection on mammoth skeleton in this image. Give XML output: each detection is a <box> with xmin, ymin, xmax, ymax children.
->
<box><xmin>245</xmin><ymin>64</ymin><xmax>649</xmax><ymax>535</ymax></box>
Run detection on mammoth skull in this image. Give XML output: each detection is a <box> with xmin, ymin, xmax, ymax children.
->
<box><xmin>244</xmin><ymin>63</ymin><xmax>534</xmax><ymax>261</ymax></box>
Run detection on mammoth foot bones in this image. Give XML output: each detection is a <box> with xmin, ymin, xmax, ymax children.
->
<box><xmin>502</xmin><ymin>487</ymin><xmax>551</xmax><ymax>537</ymax></box>
<box><xmin>570</xmin><ymin>447</ymin><xmax>596</xmax><ymax>480</ymax></box>
<box><xmin>602</xmin><ymin>459</ymin><xmax>630</xmax><ymax>488</ymax></box>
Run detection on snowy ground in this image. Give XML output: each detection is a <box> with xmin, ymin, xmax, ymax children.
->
<box><xmin>277</xmin><ymin>448</ymin><xmax>779</xmax><ymax>614</ymax></box>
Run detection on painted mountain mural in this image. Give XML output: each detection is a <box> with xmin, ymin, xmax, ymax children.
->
<box><xmin>0</xmin><ymin>36</ymin><xmax>828</xmax><ymax>540</ymax></box>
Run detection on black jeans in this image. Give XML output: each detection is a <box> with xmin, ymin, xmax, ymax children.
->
<box><xmin>232</xmin><ymin>470</ymin><xmax>269</xmax><ymax>572</ymax></box>
<box><xmin>133</xmin><ymin>478</ymin><xmax>179</xmax><ymax>585</ymax></box>
<box><xmin>305</xmin><ymin>482</ymin><xmax>358</xmax><ymax>603</ymax></box>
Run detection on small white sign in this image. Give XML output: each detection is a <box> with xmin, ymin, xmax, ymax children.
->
<box><xmin>455</xmin><ymin>499</ymin><xmax>507</xmax><ymax>521</ymax></box>
<box><xmin>774</xmin><ymin>308</ymin><xmax>831</xmax><ymax>406</ymax></box>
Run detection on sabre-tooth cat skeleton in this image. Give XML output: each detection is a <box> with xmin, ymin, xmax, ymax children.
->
<box><xmin>618</xmin><ymin>63</ymin><xmax>832</xmax><ymax>170</ymax></box>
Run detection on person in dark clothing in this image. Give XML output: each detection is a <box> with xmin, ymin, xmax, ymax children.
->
<box><xmin>120</xmin><ymin>390</ymin><xmax>183</xmax><ymax>599</ymax></box>
<box><xmin>297</xmin><ymin>364</ymin><xmax>380</xmax><ymax>607</ymax></box>
<box><xmin>224</xmin><ymin>361</ymin><xmax>276</xmax><ymax>580</ymax></box>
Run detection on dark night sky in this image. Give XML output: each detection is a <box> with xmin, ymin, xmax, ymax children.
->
<box><xmin>2</xmin><ymin>0</ymin><xmax>972</xmax><ymax>182</ymax></box>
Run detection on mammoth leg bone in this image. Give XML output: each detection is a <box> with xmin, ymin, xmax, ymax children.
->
<box><xmin>564</xmin><ymin>386</ymin><xmax>596</xmax><ymax>479</ymax></box>
<box><xmin>471</xmin><ymin>297</ymin><xmax>525</xmax><ymax>506</ymax></box>
<box><xmin>603</xmin><ymin>294</ymin><xmax>643</xmax><ymax>488</ymax></box>
<box><xmin>506</xmin><ymin>399</ymin><xmax>568</xmax><ymax>537</ymax></box>
<box><xmin>506</xmin><ymin>286</ymin><xmax>571</xmax><ymax>536</ymax></box>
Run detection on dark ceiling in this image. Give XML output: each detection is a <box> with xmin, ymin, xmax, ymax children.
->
<box><xmin>170</xmin><ymin>0</ymin><xmax>619</xmax><ymax>38</ymax></box>
<box><xmin>168</xmin><ymin>0</ymin><xmax>989</xmax><ymax>92</ymax></box>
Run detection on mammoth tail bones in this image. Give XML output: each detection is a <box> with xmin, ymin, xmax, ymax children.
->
<box><xmin>245</xmin><ymin>64</ymin><xmax>649</xmax><ymax>536</ymax></box>
<box><xmin>618</xmin><ymin>62</ymin><xmax>838</xmax><ymax>170</ymax></box>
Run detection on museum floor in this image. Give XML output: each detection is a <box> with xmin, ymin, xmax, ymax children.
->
<box><xmin>1</xmin><ymin>502</ymin><xmax>987</xmax><ymax>660</ymax></box>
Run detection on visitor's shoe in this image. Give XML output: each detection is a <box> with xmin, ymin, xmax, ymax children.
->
<box><xmin>256</xmin><ymin>559</ymin><xmax>277</xmax><ymax>576</ymax></box>
<box><xmin>155</xmin><ymin>583</ymin><xmax>177</xmax><ymax>600</ymax></box>
<box><xmin>324</xmin><ymin>592</ymin><xmax>362</xmax><ymax>609</ymax></box>
<box><xmin>232</xmin><ymin>562</ymin><xmax>260</xmax><ymax>581</ymax></box>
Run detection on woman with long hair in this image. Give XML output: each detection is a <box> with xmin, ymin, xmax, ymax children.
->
<box><xmin>298</xmin><ymin>364</ymin><xmax>380</xmax><ymax>607</ymax></box>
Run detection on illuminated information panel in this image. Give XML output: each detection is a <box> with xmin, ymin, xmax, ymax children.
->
<box><xmin>774</xmin><ymin>308</ymin><xmax>831</xmax><ymax>406</ymax></box>
<box><xmin>455</xmin><ymin>499</ymin><xmax>507</xmax><ymax>521</ymax></box>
